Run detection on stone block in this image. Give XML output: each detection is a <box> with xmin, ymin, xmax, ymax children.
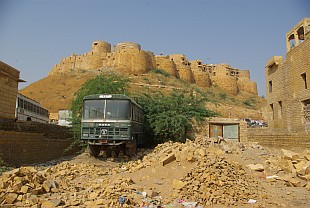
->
<box><xmin>247</xmin><ymin>164</ymin><xmax>264</xmax><ymax>172</ymax></box>
<box><xmin>172</xmin><ymin>179</ymin><xmax>187</xmax><ymax>190</ymax></box>
<box><xmin>5</xmin><ymin>193</ymin><xmax>18</xmax><ymax>204</ymax></box>
<box><xmin>160</xmin><ymin>153</ymin><xmax>176</xmax><ymax>166</ymax></box>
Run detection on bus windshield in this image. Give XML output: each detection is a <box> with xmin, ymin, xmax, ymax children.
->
<box><xmin>83</xmin><ymin>99</ymin><xmax>130</xmax><ymax>120</ymax></box>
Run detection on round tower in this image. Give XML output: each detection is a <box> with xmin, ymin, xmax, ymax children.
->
<box><xmin>91</xmin><ymin>41</ymin><xmax>111</xmax><ymax>53</ymax></box>
<box><xmin>115</xmin><ymin>42</ymin><xmax>141</xmax><ymax>51</ymax></box>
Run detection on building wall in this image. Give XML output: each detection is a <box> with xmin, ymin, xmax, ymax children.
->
<box><xmin>0</xmin><ymin>61</ymin><xmax>20</xmax><ymax>120</ymax></box>
<box><xmin>190</xmin><ymin>60</ymin><xmax>212</xmax><ymax>87</ymax></box>
<box><xmin>0</xmin><ymin>119</ymin><xmax>78</xmax><ymax>166</ymax></box>
<box><xmin>246</xmin><ymin>128</ymin><xmax>310</xmax><ymax>150</ymax></box>
<box><xmin>266</xmin><ymin>18</ymin><xmax>310</xmax><ymax>133</ymax></box>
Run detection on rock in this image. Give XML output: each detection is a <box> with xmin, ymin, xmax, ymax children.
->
<box><xmin>160</xmin><ymin>153</ymin><xmax>176</xmax><ymax>166</ymax></box>
<box><xmin>282</xmin><ymin>176</ymin><xmax>305</xmax><ymax>187</ymax></box>
<box><xmin>277</xmin><ymin>158</ymin><xmax>294</xmax><ymax>173</ymax></box>
<box><xmin>281</xmin><ymin>149</ymin><xmax>300</xmax><ymax>160</ymax></box>
<box><xmin>41</xmin><ymin>199</ymin><xmax>64</xmax><ymax>208</ymax></box>
<box><xmin>298</xmin><ymin>174</ymin><xmax>310</xmax><ymax>181</ymax></box>
<box><xmin>219</xmin><ymin>143</ymin><xmax>232</xmax><ymax>154</ymax></box>
<box><xmin>5</xmin><ymin>193</ymin><xmax>18</xmax><ymax>204</ymax></box>
<box><xmin>247</xmin><ymin>164</ymin><xmax>264</xmax><ymax>172</ymax></box>
<box><xmin>172</xmin><ymin>179</ymin><xmax>187</xmax><ymax>190</ymax></box>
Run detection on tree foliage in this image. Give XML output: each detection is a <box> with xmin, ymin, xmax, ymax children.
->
<box><xmin>135</xmin><ymin>91</ymin><xmax>219</xmax><ymax>142</ymax></box>
<box><xmin>70</xmin><ymin>73</ymin><xmax>129</xmax><ymax>141</ymax></box>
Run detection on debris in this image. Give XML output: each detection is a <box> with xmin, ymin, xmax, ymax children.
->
<box><xmin>247</xmin><ymin>164</ymin><xmax>264</xmax><ymax>172</ymax></box>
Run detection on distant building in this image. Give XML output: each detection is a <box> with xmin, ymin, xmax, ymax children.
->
<box><xmin>265</xmin><ymin>18</ymin><xmax>310</xmax><ymax>133</ymax></box>
<box><xmin>0</xmin><ymin>61</ymin><xmax>25</xmax><ymax>120</ymax></box>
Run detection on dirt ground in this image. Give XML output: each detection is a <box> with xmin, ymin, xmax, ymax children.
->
<box><xmin>1</xmin><ymin>137</ymin><xmax>310</xmax><ymax>208</ymax></box>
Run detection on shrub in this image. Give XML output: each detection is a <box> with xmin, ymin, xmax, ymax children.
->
<box><xmin>149</xmin><ymin>68</ymin><xmax>171</xmax><ymax>77</ymax></box>
<box><xmin>219</xmin><ymin>92</ymin><xmax>227</xmax><ymax>100</ymax></box>
<box><xmin>135</xmin><ymin>91</ymin><xmax>219</xmax><ymax>142</ymax></box>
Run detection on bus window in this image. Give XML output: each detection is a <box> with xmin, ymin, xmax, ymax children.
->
<box><xmin>106</xmin><ymin>100</ymin><xmax>130</xmax><ymax>119</ymax></box>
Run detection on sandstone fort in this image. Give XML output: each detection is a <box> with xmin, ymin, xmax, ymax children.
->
<box><xmin>49</xmin><ymin>40</ymin><xmax>257</xmax><ymax>96</ymax></box>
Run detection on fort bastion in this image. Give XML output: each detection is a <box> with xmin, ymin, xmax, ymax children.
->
<box><xmin>49</xmin><ymin>40</ymin><xmax>257</xmax><ymax>95</ymax></box>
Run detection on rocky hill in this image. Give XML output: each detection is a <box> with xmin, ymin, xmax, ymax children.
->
<box><xmin>19</xmin><ymin>40</ymin><xmax>266</xmax><ymax>120</ymax></box>
<box><xmin>19</xmin><ymin>69</ymin><xmax>266</xmax><ymax>121</ymax></box>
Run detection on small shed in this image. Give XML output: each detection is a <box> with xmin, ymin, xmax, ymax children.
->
<box><xmin>206</xmin><ymin>118</ymin><xmax>247</xmax><ymax>142</ymax></box>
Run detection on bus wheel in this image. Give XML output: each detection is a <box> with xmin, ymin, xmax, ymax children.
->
<box><xmin>89</xmin><ymin>145</ymin><xmax>101</xmax><ymax>157</ymax></box>
<box><xmin>125</xmin><ymin>137</ymin><xmax>137</xmax><ymax>157</ymax></box>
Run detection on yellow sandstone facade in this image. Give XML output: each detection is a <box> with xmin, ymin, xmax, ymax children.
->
<box><xmin>266</xmin><ymin>18</ymin><xmax>310</xmax><ymax>133</ymax></box>
<box><xmin>49</xmin><ymin>40</ymin><xmax>257</xmax><ymax>95</ymax></box>
<box><xmin>0</xmin><ymin>61</ymin><xmax>22</xmax><ymax>120</ymax></box>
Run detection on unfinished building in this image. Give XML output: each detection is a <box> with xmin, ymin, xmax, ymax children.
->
<box><xmin>265</xmin><ymin>18</ymin><xmax>310</xmax><ymax>133</ymax></box>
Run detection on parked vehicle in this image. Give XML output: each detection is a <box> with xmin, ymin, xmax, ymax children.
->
<box><xmin>15</xmin><ymin>93</ymin><xmax>49</xmax><ymax>123</ymax></box>
<box><xmin>58</xmin><ymin>109</ymin><xmax>72</xmax><ymax>127</ymax></box>
<box><xmin>81</xmin><ymin>94</ymin><xmax>145</xmax><ymax>157</ymax></box>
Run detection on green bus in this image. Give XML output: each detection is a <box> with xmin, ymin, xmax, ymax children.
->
<box><xmin>81</xmin><ymin>94</ymin><xmax>144</xmax><ymax>157</ymax></box>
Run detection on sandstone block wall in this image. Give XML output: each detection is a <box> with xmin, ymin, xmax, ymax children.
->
<box><xmin>155</xmin><ymin>55</ymin><xmax>179</xmax><ymax>78</ymax></box>
<box><xmin>246</xmin><ymin>128</ymin><xmax>310</xmax><ymax>149</ymax></box>
<box><xmin>0</xmin><ymin>119</ymin><xmax>78</xmax><ymax>166</ymax></box>
<box><xmin>266</xmin><ymin>18</ymin><xmax>310</xmax><ymax>133</ymax></box>
<box><xmin>170</xmin><ymin>54</ymin><xmax>195</xmax><ymax>83</ymax></box>
<box><xmin>0</xmin><ymin>61</ymin><xmax>20</xmax><ymax>120</ymax></box>
<box><xmin>191</xmin><ymin>60</ymin><xmax>212</xmax><ymax>88</ymax></box>
<box><xmin>0</xmin><ymin>131</ymin><xmax>78</xmax><ymax>166</ymax></box>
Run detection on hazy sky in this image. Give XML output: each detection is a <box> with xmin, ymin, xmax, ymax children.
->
<box><xmin>0</xmin><ymin>0</ymin><xmax>309</xmax><ymax>96</ymax></box>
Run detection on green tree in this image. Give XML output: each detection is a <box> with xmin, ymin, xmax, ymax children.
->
<box><xmin>70</xmin><ymin>73</ymin><xmax>129</xmax><ymax>142</ymax></box>
<box><xmin>135</xmin><ymin>91</ymin><xmax>219</xmax><ymax>142</ymax></box>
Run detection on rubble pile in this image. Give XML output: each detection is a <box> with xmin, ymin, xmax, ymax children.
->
<box><xmin>173</xmin><ymin>155</ymin><xmax>264</xmax><ymax>206</ymax></box>
<box><xmin>265</xmin><ymin>148</ymin><xmax>310</xmax><ymax>189</ymax></box>
<box><xmin>1</xmin><ymin>137</ymin><xmax>309</xmax><ymax>207</ymax></box>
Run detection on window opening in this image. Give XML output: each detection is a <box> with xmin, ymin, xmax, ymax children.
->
<box><xmin>269</xmin><ymin>81</ymin><xmax>273</xmax><ymax>92</ymax></box>
<box><xmin>278</xmin><ymin>101</ymin><xmax>282</xmax><ymax>119</ymax></box>
<box><xmin>302</xmin><ymin>99</ymin><xmax>310</xmax><ymax>123</ymax></box>
<box><xmin>270</xmin><ymin>104</ymin><xmax>274</xmax><ymax>120</ymax></box>
<box><xmin>301</xmin><ymin>73</ymin><xmax>307</xmax><ymax>89</ymax></box>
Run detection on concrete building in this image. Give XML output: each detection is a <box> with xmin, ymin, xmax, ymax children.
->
<box><xmin>0</xmin><ymin>61</ymin><xmax>24</xmax><ymax>120</ymax></box>
<box><xmin>265</xmin><ymin>18</ymin><xmax>310</xmax><ymax>133</ymax></box>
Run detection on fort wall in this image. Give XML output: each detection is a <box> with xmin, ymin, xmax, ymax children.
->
<box><xmin>170</xmin><ymin>54</ymin><xmax>195</xmax><ymax>83</ymax></box>
<box><xmin>155</xmin><ymin>55</ymin><xmax>180</xmax><ymax>78</ymax></box>
<box><xmin>49</xmin><ymin>40</ymin><xmax>258</xmax><ymax>95</ymax></box>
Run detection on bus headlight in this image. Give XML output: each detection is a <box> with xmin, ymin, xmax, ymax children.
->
<box><xmin>83</xmin><ymin>133</ymin><xmax>89</xmax><ymax>137</ymax></box>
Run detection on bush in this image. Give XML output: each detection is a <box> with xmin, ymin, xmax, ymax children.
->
<box><xmin>219</xmin><ymin>92</ymin><xmax>227</xmax><ymax>100</ymax></box>
<box><xmin>149</xmin><ymin>68</ymin><xmax>171</xmax><ymax>77</ymax></box>
<box><xmin>135</xmin><ymin>91</ymin><xmax>219</xmax><ymax>142</ymax></box>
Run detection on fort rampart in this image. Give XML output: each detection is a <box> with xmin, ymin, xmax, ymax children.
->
<box><xmin>49</xmin><ymin>40</ymin><xmax>258</xmax><ymax>95</ymax></box>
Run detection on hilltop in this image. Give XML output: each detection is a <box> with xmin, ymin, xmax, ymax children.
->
<box><xmin>19</xmin><ymin>40</ymin><xmax>266</xmax><ymax>120</ymax></box>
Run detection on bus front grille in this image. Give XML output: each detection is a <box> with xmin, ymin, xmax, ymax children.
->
<box><xmin>82</xmin><ymin>127</ymin><xmax>129</xmax><ymax>139</ymax></box>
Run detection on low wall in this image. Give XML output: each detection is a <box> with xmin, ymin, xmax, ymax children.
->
<box><xmin>0</xmin><ymin>119</ymin><xmax>80</xmax><ymax>166</ymax></box>
<box><xmin>246</xmin><ymin>128</ymin><xmax>310</xmax><ymax>150</ymax></box>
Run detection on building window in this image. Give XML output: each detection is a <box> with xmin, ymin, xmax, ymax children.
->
<box><xmin>269</xmin><ymin>81</ymin><xmax>273</xmax><ymax>92</ymax></box>
<box><xmin>270</xmin><ymin>104</ymin><xmax>274</xmax><ymax>120</ymax></box>
<box><xmin>278</xmin><ymin>101</ymin><xmax>282</xmax><ymax>119</ymax></box>
<box><xmin>302</xmin><ymin>99</ymin><xmax>310</xmax><ymax>123</ymax></box>
<box><xmin>301</xmin><ymin>73</ymin><xmax>307</xmax><ymax>89</ymax></box>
